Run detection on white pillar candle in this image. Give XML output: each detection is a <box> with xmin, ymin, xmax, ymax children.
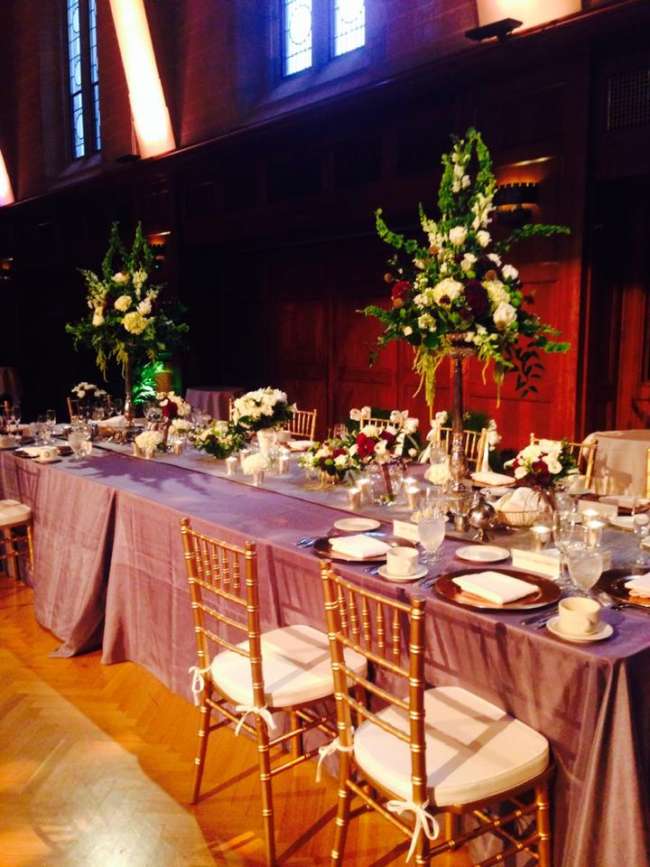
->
<box><xmin>406</xmin><ymin>485</ymin><xmax>421</xmax><ymax>511</ymax></box>
<box><xmin>347</xmin><ymin>486</ymin><xmax>361</xmax><ymax>510</ymax></box>
<box><xmin>225</xmin><ymin>456</ymin><xmax>238</xmax><ymax>476</ymax></box>
<box><xmin>278</xmin><ymin>448</ymin><xmax>290</xmax><ymax>475</ymax></box>
<box><xmin>531</xmin><ymin>524</ymin><xmax>552</xmax><ymax>551</ymax></box>
<box><xmin>585</xmin><ymin>519</ymin><xmax>605</xmax><ymax>549</ymax></box>
<box><xmin>358</xmin><ymin>477</ymin><xmax>372</xmax><ymax>504</ymax></box>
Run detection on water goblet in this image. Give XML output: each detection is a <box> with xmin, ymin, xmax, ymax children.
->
<box><xmin>68</xmin><ymin>429</ymin><xmax>85</xmax><ymax>460</ymax></box>
<box><xmin>633</xmin><ymin>513</ymin><xmax>649</xmax><ymax>567</ymax></box>
<box><xmin>417</xmin><ymin>506</ymin><xmax>447</xmax><ymax>566</ymax></box>
<box><xmin>565</xmin><ymin>544</ymin><xmax>604</xmax><ymax>597</ymax></box>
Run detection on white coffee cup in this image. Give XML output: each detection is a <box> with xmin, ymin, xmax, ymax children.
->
<box><xmin>37</xmin><ymin>445</ymin><xmax>59</xmax><ymax>462</ymax></box>
<box><xmin>386</xmin><ymin>546</ymin><xmax>419</xmax><ymax>577</ymax></box>
<box><xmin>558</xmin><ymin>597</ymin><xmax>601</xmax><ymax>636</ymax></box>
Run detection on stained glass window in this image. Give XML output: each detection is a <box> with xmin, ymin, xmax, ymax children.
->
<box><xmin>66</xmin><ymin>0</ymin><xmax>101</xmax><ymax>158</ymax></box>
<box><xmin>333</xmin><ymin>0</ymin><xmax>365</xmax><ymax>56</ymax></box>
<box><xmin>283</xmin><ymin>0</ymin><xmax>313</xmax><ymax>76</ymax></box>
<box><xmin>66</xmin><ymin>0</ymin><xmax>85</xmax><ymax>158</ymax></box>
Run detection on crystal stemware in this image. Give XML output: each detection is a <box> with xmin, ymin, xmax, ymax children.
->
<box><xmin>633</xmin><ymin>513</ymin><xmax>649</xmax><ymax>567</ymax></box>
<box><xmin>565</xmin><ymin>544</ymin><xmax>604</xmax><ymax>597</ymax></box>
<box><xmin>417</xmin><ymin>505</ymin><xmax>447</xmax><ymax>566</ymax></box>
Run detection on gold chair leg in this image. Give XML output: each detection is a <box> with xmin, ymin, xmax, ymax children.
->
<box><xmin>256</xmin><ymin>716</ymin><xmax>276</xmax><ymax>866</ymax></box>
<box><xmin>414</xmin><ymin>830</ymin><xmax>430</xmax><ymax>866</ymax></box>
<box><xmin>26</xmin><ymin>523</ymin><xmax>34</xmax><ymax>570</ymax></box>
<box><xmin>331</xmin><ymin>756</ymin><xmax>352</xmax><ymax>866</ymax></box>
<box><xmin>288</xmin><ymin>709</ymin><xmax>302</xmax><ymax>760</ymax></box>
<box><xmin>191</xmin><ymin>698</ymin><xmax>212</xmax><ymax>804</ymax></box>
<box><xmin>1</xmin><ymin>528</ymin><xmax>17</xmax><ymax>579</ymax></box>
<box><xmin>535</xmin><ymin>780</ymin><xmax>552</xmax><ymax>867</ymax></box>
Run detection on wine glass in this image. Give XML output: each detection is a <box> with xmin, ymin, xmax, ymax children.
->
<box><xmin>633</xmin><ymin>513</ymin><xmax>649</xmax><ymax>567</ymax></box>
<box><xmin>46</xmin><ymin>409</ymin><xmax>57</xmax><ymax>430</ymax></box>
<box><xmin>553</xmin><ymin>513</ymin><xmax>580</xmax><ymax>589</ymax></box>
<box><xmin>417</xmin><ymin>505</ymin><xmax>447</xmax><ymax>566</ymax></box>
<box><xmin>68</xmin><ymin>429</ymin><xmax>85</xmax><ymax>460</ymax></box>
<box><xmin>566</xmin><ymin>544</ymin><xmax>604</xmax><ymax>597</ymax></box>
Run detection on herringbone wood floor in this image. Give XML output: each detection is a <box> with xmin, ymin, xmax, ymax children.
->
<box><xmin>0</xmin><ymin>576</ymin><xmax>470</xmax><ymax>867</ymax></box>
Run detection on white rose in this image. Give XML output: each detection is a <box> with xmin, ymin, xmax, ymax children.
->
<box><xmin>460</xmin><ymin>253</ymin><xmax>477</xmax><ymax>273</ymax></box>
<box><xmin>113</xmin><ymin>272</ymin><xmax>129</xmax><ymax>285</ymax></box>
<box><xmin>547</xmin><ymin>459</ymin><xmax>562</xmax><ymax>475</ymax></box>
<box><xmin>137</xmin><ymin>298</ymin><xmax>152</xmax><ymax>316</ymax></box>
<box><xmin>493</xmin><ymin>302</ymin><xmax>517</xmax><ymax>330</ymax></box>
<box><xmin>114</xmin><ymin>294</ymin><xmax>132</xmax><ymax>312</ymax></box>
<box><xmin>432</xmin><ymin>278</ymin><xmax>463</xmax><ymax>305</ymax></box>
<box><xmin>487</xmin><ymin>252</ymin><xmax>502</xmax><ymax>266</ymax></box>
<box><xmin>334</xmin><ymin>454</ymin><xmax>348</xmax><ymax>468</ymax></box>
<box><xmin>502</xmin><ymin>264</ymin><xmax>519</xmax><ymax>281</ymax></box>
<box><xmin>476</xmin><ymin>230</ymin><xmax>491</xmax><ymax>247</ymax></box>
<box><xmin>514</xmin><ymin>465</ymin><xmax>529</xmax><ymax>480</ymax></box>
<box><xmin>448</xmin><ymin>226</ymin><xmax>467</xmax><ymax>246</ymax></box>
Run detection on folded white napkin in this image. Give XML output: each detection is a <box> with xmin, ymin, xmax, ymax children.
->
<box><xmin>288</xmin><ymin>440</ymin><xmax>315</xmax><ymax>451</ymax></box>
<box><xmin>452</xmin><ymin>571</ymin><xmax>538</xmax><ymax>604</ymax></box>
<box><xmin>329</xmin><ymin>534</ymin><xmax>390</xmax><ymax>559</ymax></box>
<box><xmin>21</xmin><ymin>446</ymin><xmax>47</xmax><ymax>458</ymax></box>
<box><xmin>103</xmin><ymin>415</ymin><xmax>127</xmax><ymax>428</ymax></box>
<box><xmin>624</xmin><ymin>573</ymin><xmax>650</xmax><ymax>597</ymax></box>
<box><xmin>471</xmin><ymin>471</ymin><xmax>514</xmax><ymax>487</ymax></box>
<box><xmin>496</xmin><ymin>487</ymin><xmax>541</xmax><ymax>513</ymax></box>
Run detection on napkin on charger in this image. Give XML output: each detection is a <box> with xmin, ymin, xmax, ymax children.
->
<box><xmin>624</xmin><ymin>573</ymin><xmax>650</xmax><ymax>598</ymax></box>
<box><xmin>329</xmin><ymin>534</ymin><xmax>390</xmax><ymax>560</ymax></box>
<box><xmin>452</xmin><ymin>571</ymin><xmax>538</xmax><ymax>604</ymax></box>
<box><xmin>471</xmin><ymin>470</ymin><xmax>514</xmax><ymax>487</ymax></box>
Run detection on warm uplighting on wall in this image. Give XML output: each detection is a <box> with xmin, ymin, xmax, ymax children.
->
<box><xmin>146</xmin><ymin>230</ymin><xmax>170</xmax><ymax>263</ymax></box>
<box><xmin>109</xmin><ymin>0</ymin><xmax>176</xmax><ymax>159</ymax></box>
<box><xmin>0</xmin><ymin>149</ymin><xmax>15</xmax><ymax>206</ymax></box>
<box><xmin>476</xmin><ymin>0</ymin><xmax>581</xmax><ymax>31</ymax></box>
<box><xmin>0</xmin><ymin>257</ymin><xmax>14</xmax><ymax>280</ymax></box>
<box><xmin>494</xmin><ymin>182</ymin><xmax>539</xmax><ymax>226</ymax></box>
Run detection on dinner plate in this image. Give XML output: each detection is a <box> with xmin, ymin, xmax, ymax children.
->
<box><xmin>312</xmin><ymin>533</ymin><xmax>416</xmax><ymax>563</ymax></box>
<box><xmin>455</xmin><ymin>545</ymin><xmax>510</xmax><ymax>564</ymax></box>
<box><xmin>596</xmin><ymin>568</ymin><xmax>650</xmax><ymax>608</ymax></box>
<box><xmin>434</xmin><ymin>568</ymin><xmax>561</xmax><ymax>610</ymax></box>
<box><xmin>546</xmin><ymin>617</ymin><xmax>613</xmax><ymax>643</ymax></box>
<box><xmin>333</xmin><ymin>517</ymin><xmax>381</xmax><ymax>533</ymax></box>
<box><xmin>377</xmin><ymin>565</ymin><xmax>429</xmax><ymax>583</ymax></box>
<box><xmin>609</xmin><ymin>515</ymin><xmax>636</xmax><ymax>531</ymax></box>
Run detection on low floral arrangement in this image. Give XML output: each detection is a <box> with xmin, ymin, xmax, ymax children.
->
<box><xmin>66</xmin><ymin>223</ymin><xmax>188</xmax><ymax>381</ymax></box>
<box><xmin>156</xmin><ymin>391</ymin><xmax>191</xmax><ymax>420</ymax></box>
<box><xmin>71</xmin><ymin>382</ymin><xmax>108</xmax><ymax>401</ymax></box>
<box><xmin>231</xmin><ymin>388</ymin><xmax>295</xmax><ymax>433</ymax></box>
<box><xmin>242</xmin><ymin>452</ymin><xmax>269</xmax><ymax>475</ymax></box>
<box><xmin>169</xmin><ymin>418</ymin><xmax>192</xmax><ymax>436</ymax></box>
<box><xmin>363</xmin><ymin>128</ymin><xmax>570</xmax><ymax>410</ymax></box>
<box><xmin>352</xmin><ymin>415</ymin><xmax>422</xmax><ymax>465</ymax></box>
<box><xmin>191</xmin><ymin>420</ymin><xmax>245</xmax><ymax>459</ymax></box>
<box><xmin>505</xmin><ymin>439</ymin><xmax>577</xmax><ymax>488</ymax></box>
<box><xmin>299</xmin><ymin>438</ymin><xmax>361</xmax><ymax>481</ymax></box>
<box><xmin>135</xmin><ymin>429</ymin><xmax>163</xmax><ymax>457</ymax></box>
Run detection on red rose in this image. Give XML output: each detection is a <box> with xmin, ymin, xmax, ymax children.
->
<box><xmin>464</xmin><ymin>280</ymin><xmax>489</xmax><ymax>319</ymax></box>
<box><xmin>391</xmin><ymin>280</ymin><xmax>410</xmax><ymax>301</ymax></box>
<box><xmin>162</xmin><ymin>401</ymin><xmax>177</xmax><ymax>420</ymax></box>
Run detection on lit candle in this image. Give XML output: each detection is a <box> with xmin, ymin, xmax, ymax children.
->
<box><xmin>406</xmin><ymin>484</ymin><xmax>421</xmax><ymax>511</ymax></box>
<box><xmin>348</xmin><ymin>486</ymin><xmax>361</xmax><ymax>510</ymax></box>
<box><xmin>358</xmin><ymin>477</ymin><xmax>372</xmax><ymax>504</ymax></box>
<box><xmin>239</xmin><ymin>448</ymin><xmax>250</xmax><ymax>469</ymax></box>
<box><xmin>585</xmin><ymin>519</ymin><xmax>605</xmax><ymax>549</ymax></box>
<box><xmin>531</xmin><ymin>524</ymin><xmax>552</xmax><ymax>551</ymax></box>
<box><xmin>582</xmin><ymin>508</ymin><xmax>599</xmax><ymax>522</ymax></box>
<box><xmin>225</xmin><ymin>456</ymin><xmax>238</xmax><ymax>476</ymax></box>
<box><xmin>278</xmin><ymin>447</ymin><xmax>290</xmax><ymax>475</ymax></box>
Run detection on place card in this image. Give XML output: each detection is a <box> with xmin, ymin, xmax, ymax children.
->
<box><xmin>393</xmin><ymin>519</ymin><xmax>420</xmax><ymax>543</ymax></box>
<box><xmin>578</xmin><ymin>499</ymin><xmax>618</xmax><ymax>519</ymax></box>
<box><xmin>511</xmin><ymin>546</ymin><xmax>612</xmax><ymax>579</ymax></box>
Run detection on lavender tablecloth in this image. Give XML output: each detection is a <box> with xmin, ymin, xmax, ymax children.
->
<box><xmin>185</xmin><ymin>386</ymin><xmax>243</xmax><ymax>420</ymax></box>
<box><xmin>1</xmin><ymin>448</ymin><xmax>649</xmax><ymax>865</ymax></box>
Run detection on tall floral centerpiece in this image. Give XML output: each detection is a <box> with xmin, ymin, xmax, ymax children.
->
<box><xmin>66</xmin><ymin>223</ymin><xmax>189</xmax><ymax>420</ymax></box>
<box><xmin>363</xmin><ymin>128</ymin><xmax>570</xmax><ymax>490</ymax></box>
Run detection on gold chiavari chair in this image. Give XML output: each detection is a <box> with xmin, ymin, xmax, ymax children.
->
<box><xmin>646</xmin><ymin>448</ymin><xmax>650</xmax><ymax>500</ymax></box>
<box><xmin>285</xmin><ymin>407</ymin><xmax>317</xmax><ymax>441</ymax></box>
<box><xmin>439</xmin><ymin>426</ymin><xmax>487</xmax><ymax>470</ymax></box>
<box><xmin>67</xmin><ymin>396</ymin><xmax>80</xmax><ymax>421</ymax></box>
<box><xmin>319</xmin><ymin>561</ymin><xmax>552</xmax><ymax>867</ymax></box>
<box><xmin>180</xmin><ymin>518</ymin><xmax>365</xmax><ymax>865</ymax></box>
<box><xmin>0</xmin><ymin>500</ymin><xmax>34</xmax><ymax>579</ymax></box>
<box><xmin>529</xmin><ymin>434</ymin><xmax>597</xmax><ymax>489</ymax></box>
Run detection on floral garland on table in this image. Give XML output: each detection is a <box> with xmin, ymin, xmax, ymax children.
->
<box><xmin>505</xmin><ymin>439</ymin><xmax>577</xmax><ymax>489</ymax></box>
<box><xmin>299</xmin><ymin>438</ymin><xmax>361</xmax><ymax>482</ymax></box>
<box><xmin>363</xmin><ymin>128</ymin><xmax>570</xmax><ymax>410</ymax></box>
<box><xmin>191</xmin><ymin>420</ymin><xmax>246</xmax><ymax>459</ymax></box>
<box><xmin>231</xmin><ymin>388</ymin><xmax>295</xmax><ymax>434</ymax></box>
<box><xmin>66</xmin><ymin>222</ymin><xmax>189</xmax><ymax>381</ymax></box>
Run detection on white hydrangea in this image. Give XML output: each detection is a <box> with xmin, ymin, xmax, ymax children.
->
<box><xmin>417</xmin><ymin>313</ymin><xmax>436</xmax><ymax>331</ymax></box>
<box><xmin>432</xmin><ymin>278</ymin><xmax>463</xmax><ymax>305</ymax></box>
<box><xmin>448</xmin><ymin>226</ymin><xmax>467</xmax><ymax>246</ymax></box>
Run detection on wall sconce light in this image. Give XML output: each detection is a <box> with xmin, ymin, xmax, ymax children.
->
<box><xmin>473</xmin><ymin>1</ymin><xmax>581</xmax><ymax>31</ymax></box>
<box><xmin>494</xmin><ymin>182</ymin><xmax>539</xmax><ymax>226</ymax></box>
<box><xmin>146</xmin><ymin>230</ymin><xmax>171</xmax><ymax>264</ymax></box>
<box><xmin>0</xmin><ymin>150</ymin><xmax>15</xmax><ymax>206</ymax></box>
<box><xmin>0</xmin><ymin>257</ymin><xmax>14</xmax><ymax>281</ymax></box>
<box><xmin>466</xmin><ymin>17</ymin><xmax>522</xmax><ymax>42</ymax></box>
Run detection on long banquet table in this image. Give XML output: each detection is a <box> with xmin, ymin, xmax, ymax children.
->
<box><xmin>1</xmin><ymin>446</ymin><xmax>650</xmax><ymax>866</ymax></box>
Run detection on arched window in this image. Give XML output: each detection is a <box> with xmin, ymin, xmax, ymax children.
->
<box><xmin>281</xmin><ymin>0</ymin><xmax>365</xmax><ymax>78</ymax></box>
<box><xmin>66</xmin><ymin>0</ymin><xmax>101</xmax><ymax>158</ymax></box>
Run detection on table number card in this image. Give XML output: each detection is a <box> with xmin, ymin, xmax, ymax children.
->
<box><xmin>393</xmin><ymin>520</ymin><xmax>420</xmax><ymax>543</ymax></box>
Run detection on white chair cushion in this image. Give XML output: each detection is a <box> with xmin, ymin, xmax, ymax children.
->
<box><xmin>210</xmin><ymin>623</ymin><xmax>366</xmax><ymax>709</ymax></box>
<box><xmin>353</xmin><ymin>685</ymin><xmax>549</xmax><ymax>807</ymax></box>
<box><xmin>0</xmin><ymin>499</ymin><xmax>31</xmax><ymax>526</ymax></box>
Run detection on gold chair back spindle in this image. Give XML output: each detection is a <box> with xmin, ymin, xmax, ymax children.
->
<box><xmin>529</xmin><ymin>434</ymin><xmax>597</xmax><ymax>488</ymax></box>
<box><xmin>646</xmin><ymin>447</ymin><xmax>650</xmax><ymax>500</ymax></box>
<box><xmin>439</xmin><ymin>426</ymin><xmax>486</xmax><ymax>470</ymax></box>
<box><xmin>286</xmin><ymin>407</ymin><xmax>317</xmax><ymax>441</ymax></box>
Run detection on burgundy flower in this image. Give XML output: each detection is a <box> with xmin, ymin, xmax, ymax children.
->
<box><xmin>162</xmin><ymin>401</ymin><xmax>177</xmax><ymax>420</ymax></box>
<box><xmin>464</xmin><ymin>280</ymin><xmax>489</xmax><ymax>319</ymax></box>
<box><xmin>391</xmin><ymin>280</ymin><xmax>411</xmax><ymax>301</ymax></box>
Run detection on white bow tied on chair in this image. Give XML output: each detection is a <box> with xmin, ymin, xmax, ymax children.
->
<box><xmin>234</xmin><ymin>705</ymin><xmax>277</xmax><ymax>736</ymax></box>
<box><xmin>315</xmin><ymin>735</ymin><xmax>354</xmax><ymax>782</ymax></box>
<box><xmin>386</xmin><ymin>799</ymin><xmax>440</xmax><ymax>862</ymax></box>
<box><xmin>188</xmin><ymin>665</ymin><xmax>211</xmax><ymax>705</ymax></box>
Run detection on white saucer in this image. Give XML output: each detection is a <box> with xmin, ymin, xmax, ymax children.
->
<box><xmin>334</xmin><ymin>517</ymin><xmax>381</xmax><ymax>532</ymax></box>
<box><xmin>546</xmin><ymin>617</ymin><xmax>613</xmax><ymax>643</ymax></box>
<box><xmin>35</xmin><ymin>457</ymin><xmax>60</xmax><ymax>464</ymax></box>
<box><xmin>609</xmin><ymin>515</ymin><xmax>635</xmax><ymax>531</ymax></box>
<box><xmin>377</xmin><ymin>565</ymin><xmax>428</xmax><ymax>583</ymax></box>
<box><xmin>455</xmin><ymin>545</ymin><xmax>511</xmax><ymax>563</ymax></box>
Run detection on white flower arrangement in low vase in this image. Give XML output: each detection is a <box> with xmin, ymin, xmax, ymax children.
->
<box><xmin>156</xmin><ymin>391</ymin><xmax>191</xmax><ymax>420</ymax></box>
<box><xmin>134</xmin><ymin>429</ymin><xmax>163</xmax><ymax>459</ymax></box>
<box><xmin>242</xmin><ymin>451</ymin><xmax>269</xmax><ymax>485</ymax></box>
<box><xmin>232</xmin><ymin>388</ymin><xmax>295</xmax><ymax>434</ymax></box>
